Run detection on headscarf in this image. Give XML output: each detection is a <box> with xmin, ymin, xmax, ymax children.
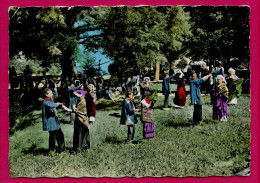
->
<box><xmin>228</xmin><ymin>68</ymin><xmax>236</xmax><ymax>75</ymax></box>
<box><xmin>88</xmin><ymin>84</ymin><xmax>96</xmax><ymax>91</ymax></box>
<box><xmin>73</xmin><ymin>89</ymin><xmax>87</xmax><ymax>98</ymax></box>
<box><xmin>217</xmin><ymin>74</ymin><xmax>227</xmax><ymax>84</ymax></box>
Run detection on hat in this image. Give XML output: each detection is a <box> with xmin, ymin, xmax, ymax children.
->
<box><xmin>73</xmin><ymin>89</ymin><xmax>87</xmax><ymax>98</ymax></box>
<box><xmin>141</xmin><ymin>98</ymin><xmax>151</xmax><ymax>108</ymax></box>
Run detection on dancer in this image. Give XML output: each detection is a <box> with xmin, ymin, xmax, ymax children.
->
<box><xmin>213</xmin><ymin>75</ymin><xmax>229</xmax><ymax>121</ymax></box>
<box><xmin>173</xmin><ymin>71</ymin><xmax>186</xmax><ymax>109</ymax></box>
<box><xmin>85</xmin><ymin>84</ymin><xmax>97</xmax><ymax>124</ymax></box>
<box><xmin>42</xmin><ymin>86</ymin><xmax>65</xmax><ymax>156</ymax></box>
<box><xmin>190</xmin><ymin>72</ymin><xmax>211</xmax><ymax>125</ymax></box>
<box><xmin>120</xmin><ymin>90</ymin><xmax>140</xmax><ymax>143</ymax></box>
<box><xmin>162</xmin><ymin>70</ymin><xmax>180</xmax><ymax>109</ymax></box>
<box><xmin>226</xmin><ymin>68</ymin><xmax>243</xmax><ymax>105</ymax></box>
<box><xmin>141</xmin><ymin>98</ymin><xmax>155</xmax><ymax>140</ymax></box>
<box><xmin>73</xmin><ymin>89</ymin><xmax>90</xmax><ymax>151</ymax></box>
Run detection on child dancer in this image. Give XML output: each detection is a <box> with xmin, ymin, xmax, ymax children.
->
<box><xmin>120</xmin><ymin>90</ymin><xmax>140</xmax><ymax>143</ymax></box>
<box><xmin>141</xmin><ymin>98</ymin><xmax>155</xmax><ymax>140</ymax></box>
<box><xmin>213</xmin><ymin>75</ymin><xmax>229</xmax><ymax>121</ymax></box>
<box><xmin>42</xmin><ymin>87</ymin><xmax>65</xmax><ymax>156</ymax></box>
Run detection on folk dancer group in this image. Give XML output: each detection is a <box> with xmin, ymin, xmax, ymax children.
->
<box><xmin>42</xmin><ymin>63</ymin><xmax>243</xmax><ymax>155</ymax></box>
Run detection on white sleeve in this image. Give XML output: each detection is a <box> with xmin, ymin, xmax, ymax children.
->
<box><xmin>62</xmin><ymin>105</ymin><xmax>72</xmax><ymax>112</ymax></box>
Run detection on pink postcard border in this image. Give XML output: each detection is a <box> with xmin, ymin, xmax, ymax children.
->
<box><xmin>0</xmin><ymin>0</ymin><xmax>259</xmax><ymax>183</ymax></box>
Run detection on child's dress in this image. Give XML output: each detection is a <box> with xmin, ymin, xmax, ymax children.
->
<box><xmin>141</xmin><ymin>98</ymin><xmax>154</xmax><ymax>139</ymax></box>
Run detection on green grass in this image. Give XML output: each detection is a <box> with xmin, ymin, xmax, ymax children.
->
<box><xmin>9</xmin><ymin>95</ymin><xmax>251</xmax><ymax>177</ymax></box>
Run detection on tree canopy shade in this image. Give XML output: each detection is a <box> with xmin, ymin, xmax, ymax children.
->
<box><xmin>185</xmin><ymin>6</ymin><xmax>250</xmax><ymax>68</ymax></box>
<box><xmin>9</xmin><ymin>6</ymin><xmax>250</xmax><ymax>81</ymax></box>
<box><xmin>9</xmin><ymin>7</ymin><xmax>82</xmax><ymax>78</ymax></box>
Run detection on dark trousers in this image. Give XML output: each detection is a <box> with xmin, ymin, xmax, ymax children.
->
<box><xmin>164</xmin><ymin>94</ymin><xmax>169</xmax><ymax>108</ymax></box>
<box><xmin>127</xmin><ymin>125</ymin><xmax>135</xmax><ymax>142</ymax></box>
<box><xmin>193</xmin><ymin>104</ymin><xmax>202</xmax><ymax>125</ymax></box>
<box><xmin>49</xmin><ymin>128</ymin><xmax>65</xmax><ymax>151</ymax></box>
<box><xmin>73</xmin><ymin>118</ymin><xmax>90</xmax><ymax>150</ymax></box>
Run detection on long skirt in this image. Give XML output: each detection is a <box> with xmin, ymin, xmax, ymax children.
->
<box><xmin>73</xmin><ymin>118</ymin><xmax>90</xmax><ymax>150</ymax></box>
<box><xmin>143</xmin><ymin>122</ymin><xmax>154</xmax><ymax>139</ymax></box>
<box><xmin>213</xmin><ymin>96</ymin><xmax>228</xmax><ymax>120</ymax></box>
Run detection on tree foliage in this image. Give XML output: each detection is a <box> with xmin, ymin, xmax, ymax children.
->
<box><xmin>185</xmin><ymin>6</ymin><xmax>250</xmax><ymax>68</ymax></box>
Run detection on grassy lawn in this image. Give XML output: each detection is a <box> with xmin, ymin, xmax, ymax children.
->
<box><xmin>8</xmin><ymin>95</ymin><xmax>250</xmax><ymax>177</ymax></box>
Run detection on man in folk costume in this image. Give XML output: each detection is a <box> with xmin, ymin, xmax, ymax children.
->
<box><xmin>42</xmin><ymin>86</ymin><xmax>65</xmax><ymax>156</ymax></box>
<box><xmin>73</xmin><ymin>89</ymin><xmax>90</xmax><ymax>151</ymax></box>
<box><xmin>85</xmin><ymin>84</ymin><xmax>97</xmax><ymax>124</ymax></box>
<box><xmin>141</xmin><ymin>98</ymin><xmax>155</xmax><ymax>140</ymax></box>
<box><xmin>162</xmin><ymin>70</ymin><xmax>180</xmax><ymax>109</ymax></box>
<box><xmin>120</xmin><ymin>90</ymin><xmax>141</xmax><ymax>143</ymax></box>
<box><xmin>173</xmin><ymin>70</ymin><xmax>186</xmax><ymax>109</ymax></box>
<box><xmin>213</xmin><ymin>75</ymin><xmax>229</xmax><ymax>121</ymax></box>
<box><xmin>190</xmin><ymin>72</ymin><xmax>212</xmax><ymax>125</ymax></box>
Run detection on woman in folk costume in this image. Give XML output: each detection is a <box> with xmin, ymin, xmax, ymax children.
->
<box><xmin>140</xmin><ymin>77</ymin><xmax>158</xmax><ymax>107</ymax></box>
<box><xmin>85</xmin><ymin>84</ymin><xmax>97</xmax><ymax>124</ymax></box>
<box><xmin>226</xmin><ymin>68</ymin><xmax>243</xmax><ymax>105</ymax></box>
<box><xmin>141</xmin><ymin>98</ymin><xmax>155</xmax><ymax>140</ymax></box>
<box><xmin>213</xmin><ymin>75</ymin><xmax>229</xmax><ymax>121</ymax></box>
<box><xmin>73</xmin><ymin>89</ymin><xmax>90</xmax><ymax>151</ymax></box>
<box><xmin>140</xmin><ymin>77</ymin><xmax>152</xmax><ymax>99</ymax></box>
<box><xmin>173</xmin><ymin>70</ymin><xmax>186</xmax><ymax>109</ymax></box>
<box><xmin>120</xmin><ymin>90</ymin><xmax>141</xmax><ymax>143</ymax></box>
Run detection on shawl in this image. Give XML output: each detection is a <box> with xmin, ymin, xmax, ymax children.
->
<box><xmin>227</xmin><ymin>78</ymin><xmax>243</xmax><ymax>103</ymax></box>
<box><xmin>75</xmin><ymin>97</ymin><xmax>89</xmax><ymax>128</ymax></box>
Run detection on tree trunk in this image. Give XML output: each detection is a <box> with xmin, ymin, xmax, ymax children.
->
<box><xmin>154</xmin><ymin>62</ymin><xmax>160</xmax><ymax>81</ymax></box>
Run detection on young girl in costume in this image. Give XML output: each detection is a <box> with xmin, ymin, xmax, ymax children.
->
<box><xmin>141</xmin><ymin>98</ymin><xmax>154</xmax><ymax>140</ymax></box>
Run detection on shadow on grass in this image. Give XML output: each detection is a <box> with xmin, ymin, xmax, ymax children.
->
<box><xmin>22</xmin><ymin>144</ymin><xmax>79</xmax><ymax>156</ymax></box>
<box><xmin>163</xmin><ymin>118</ymin><xmax>193</xmax><ymax>127</ymax></box>
<box><xmin>22</xmin><ymin>144</ymin><xmax>49</xmax><ymax>156</ymax></box>
<box><xmin>109</xmin><ymin>113</ymin><xmax>121</xmax><ymax>118</ymax></box>
<box><xmin>163</xmin><ymin>118</ymin><xmax>221</xmax><ymax>128</ymax></box>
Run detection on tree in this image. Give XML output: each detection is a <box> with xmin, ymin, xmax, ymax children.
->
<box><xmin>9</xmin><ymin>7</ymin><xmax>82</xmax><ymax>79</ymax></box>
<box><xmin>185</xmin><ymin>6</ymin><xmax>250</xmax><ymax>68</ymax></box>
<box><xmin>88</xmin><ymin>6</ymin><xmax>192</xmax><ymax>79</ymax></box>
